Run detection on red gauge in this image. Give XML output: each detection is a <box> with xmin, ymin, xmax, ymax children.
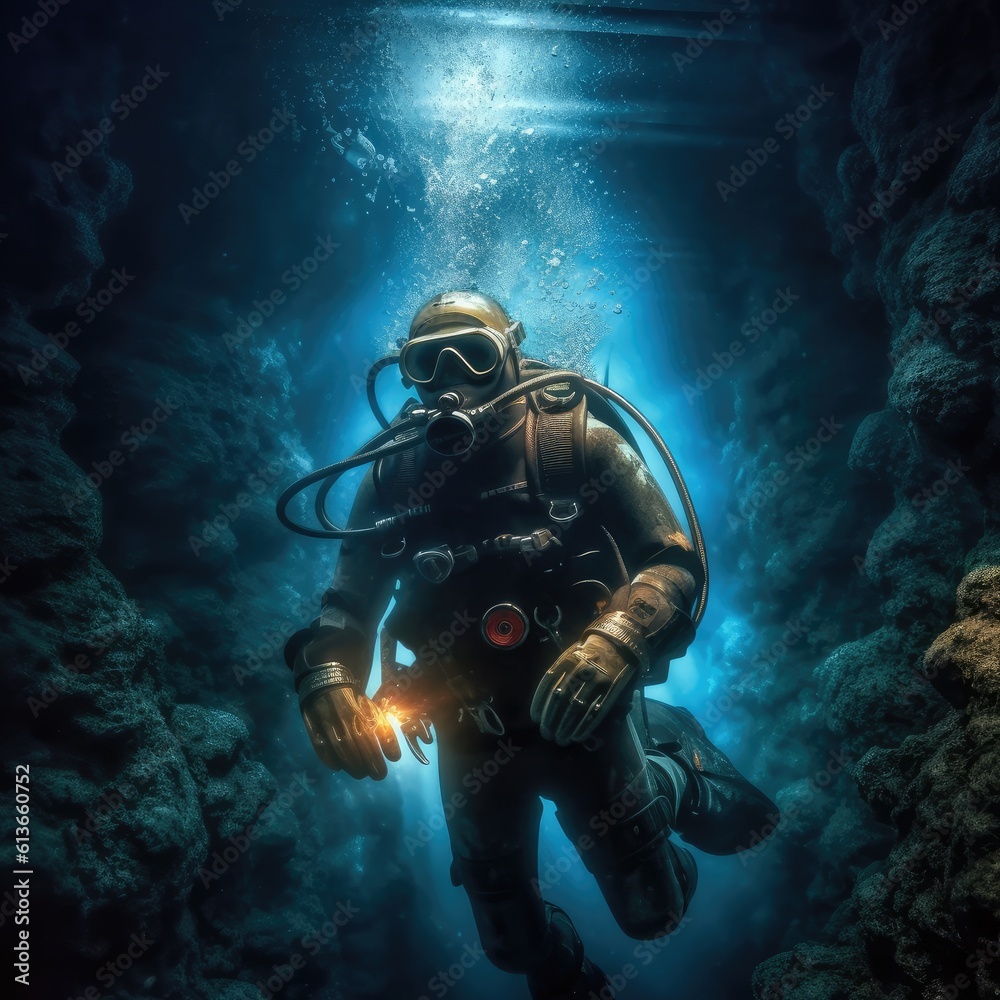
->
<box><xmin>481</xmin><ymin>604</ymin><xmax>529</xmax><ymax>650</ymax></box>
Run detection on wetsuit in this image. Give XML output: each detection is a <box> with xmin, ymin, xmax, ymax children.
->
<box><xmin>287</xmin><ymin>395</ymin><xmax>775</xmax><ymax>997</ymax></box>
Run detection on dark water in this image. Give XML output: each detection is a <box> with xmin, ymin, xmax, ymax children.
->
<box><xmin>11</xmin><ymin>1</ymin><xmax>979</xmax><ymax>999</ymax></box>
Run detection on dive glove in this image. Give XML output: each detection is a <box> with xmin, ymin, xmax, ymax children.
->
<box><xmin>297</xmin><ymin>662</ymin><xmax>401</xmax><ymax>780</ymax></box>
<box><xmin>530</xmin><ymin>612</ymin><xmax>647</xmax><ymax>746</ymax></box>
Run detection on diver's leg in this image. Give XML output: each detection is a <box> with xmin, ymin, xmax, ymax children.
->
<box><xmin>551</xmin><ymin>711</ymin><xmax>697</xmax><ymax>941</ymax></box>
<box><xmin>439</xmin><ymin>728</ymin><xmax>613</xmax><ymax>999</ymax></box>
<box><xmin>635</xmin><ymin>698</ymin><xmax>780</xmax><ymax>856</ymax></box>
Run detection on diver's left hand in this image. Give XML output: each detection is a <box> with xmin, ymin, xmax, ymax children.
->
<box><xmin>530</xmin><ymin>633</ymin><xmax>638</xmax><ymax>746</ymax></box>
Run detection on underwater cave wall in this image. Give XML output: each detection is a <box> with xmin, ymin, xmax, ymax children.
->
<box><xmin>1</xmin><ymin>6</ymin><xmax>446</xmax><ymax>998</ymax></box>
<box><xmin>743</xmin><ymin>1</ymin><xmax>1000</xmax><ymax>996</ymax></box>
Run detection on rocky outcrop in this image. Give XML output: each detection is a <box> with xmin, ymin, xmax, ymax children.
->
<box><xmin>1</xmin><ymin>8</ymin><xmax>445</xmax><ymax>999</ymax></box>
<box><xmin>742</xmin><ymin>1</ymin><xmax>1000</xmax><ymax>996</ymax></box>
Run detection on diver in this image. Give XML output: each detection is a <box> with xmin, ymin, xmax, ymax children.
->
<box><xmin>278</xmin><ymin>291</ymin><xmax>778</xmax><ymax>999</ymax></box>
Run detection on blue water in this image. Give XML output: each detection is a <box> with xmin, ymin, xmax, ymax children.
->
<box><xmin>287</xmin><ymin>7</ymin><xmax>766</xmax><ymax>997</ymax></box>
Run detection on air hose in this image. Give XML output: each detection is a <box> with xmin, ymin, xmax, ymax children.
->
<box><xmin>276</xmin><ymin>368</ymin><xmax>709</xmax><ymax>624</ymax></box>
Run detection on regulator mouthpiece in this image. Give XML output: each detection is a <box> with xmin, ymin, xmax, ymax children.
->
<box><xmin>425</xmin><ymin>407</ymin><xmax>476</xmax><ymax>456</ymax></box>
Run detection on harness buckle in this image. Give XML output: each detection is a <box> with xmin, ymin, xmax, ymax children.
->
<box><xmin>548</xmin><ymin>499</ymin><xmax>580</xmax><ymax>523</ymax></box>
<box><xmin>520</xmin><ymin>528</ymin><xmax>563</xmax><ymax>554</ymax></box>
<box><xmin>461</xmin><ymin>700</ymin><xmax>506</xmax><ymax>736</ymax></box>
<box><xmin>413</xmin><ymin>546</ymin><xmax>455</xmax><ymax>583</ymax></box>
<box><xmin>413</xmin><ymin>543</ymin><xmax>479</xmax><ymax>583</ymax></box>
<box><xmin>482</xmin><ymin>529</ymin><xmax>562</xmax><ymax>557</ymax></box>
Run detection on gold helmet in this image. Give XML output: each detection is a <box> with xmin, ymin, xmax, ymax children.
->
<box><xmin>407</xmin><ymin>290</ymin><xmax>522</xmax><ymax>342</ymax></box>
<box><xmin>400</xmin><ymin>290</ymin><xmax>525</xmax><ymax>393</ymax></box>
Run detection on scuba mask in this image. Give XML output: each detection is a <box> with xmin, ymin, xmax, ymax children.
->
<box><xmin>398</xmin><ymin>325</ymin><xmax>524</xmax><ymax>390</ymax></box>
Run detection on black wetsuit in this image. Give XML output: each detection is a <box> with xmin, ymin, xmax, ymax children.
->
<box><xmin>290</xmin><ymin>396</ymin><xmax>772</xmax><ymax>989</ymax></box>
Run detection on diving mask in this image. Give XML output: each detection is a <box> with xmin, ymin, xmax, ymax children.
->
<box><xmin>398</xmin><ymin>327</ymin><xmax>512</xmax><ymax>388</ymax></box>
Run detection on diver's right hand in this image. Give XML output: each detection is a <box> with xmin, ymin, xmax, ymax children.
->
<box><xmin>300</xmin><ymin>684</ymin><xmax>401</xmax><ymax>780</ymax></box>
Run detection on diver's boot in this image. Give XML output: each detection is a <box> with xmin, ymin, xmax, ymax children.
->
<box><xmin>638</xmin><ymin>698</ymin><xmax>780</xmax><ymax>856</ymax></box>
<box><xmin>526</xmin><ymin>903</ymin><xmax>614</xmax><ymax>1000</ymax></box>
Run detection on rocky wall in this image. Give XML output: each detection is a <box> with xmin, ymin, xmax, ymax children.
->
<box><xmin>745</xmin><ymin>1</ymin><xmax>1000</xmax><ymax>996</ymax></box>
<box><xmin>0</xmin><ymin>6</ymin><xmax>445</xmax><ymax>998</ymax></box>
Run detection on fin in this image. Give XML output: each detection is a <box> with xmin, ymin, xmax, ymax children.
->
<box><xmin>637</xmin><ymin>698</ymin><xmax>780</xmax><ymax>856</ymax></box>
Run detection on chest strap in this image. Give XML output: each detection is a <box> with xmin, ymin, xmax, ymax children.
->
<box><xmin>526</xmin><ymin>389</ymin><xmax>589</xmax><ymax>519</ymax></box>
